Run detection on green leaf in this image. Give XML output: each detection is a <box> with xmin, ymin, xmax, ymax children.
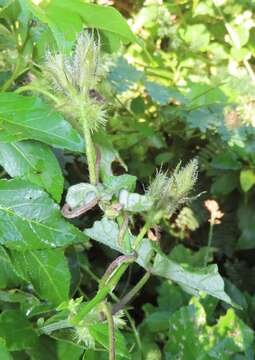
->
<box><xmin>0</xmin><ymin>179</ymin><xmax>87</xmax><ymax>250</ymax></box>
<box><xmin>0</xmin><ymin>310</ymin><xmax>37</xmax><ymax>351</ymax></box>
<box><xmin>56</xmin><ymin>340</ymin><xmax>84</xmax><ymax>360</ymax></box>
<box><xmin>27</xmin><ymin>336</ymin><xmax>83</xmax><ymax>360</ymax></box>
<box><xmin>119</xmin><ymin>189</ymin><xmax>153</xmax><ymax>212</ymax></box>
<box><xmin>165</xmin><ymin>299</ymin><xmax>209</xmax><ymax>359</ymax></box>
<box><xmin>240</xmin><ymin>169</ymin><xmax>255</xmax><ymax>192</ymax></box>
<box><xmin>85</xmin><ymin>217</ymin><xmax>232</xmax><ymax>304</ymax></box>
<box><xmin>0</xmin><ymin>338</ymin><xmax>12</xmax><ymax>360</ymax></box>
<box><xmin>211</xmin><ymin>172</ymin><xmax>239</xmax><ymax>195</ymax></box>
<box><xmin>94</xmin><ymin>132</ymin><xmax>127</xmax><ymax>181</ymax></box>
<box><xmin>214</xmin><ymin>308</ymin><xmax>254</xmax><ymax>353</ymax></box>
<box><xmin>0</xmin><ymin>141</ymin><xmax>64</xmax><ymax>202</ymax></box>
<box><xmin>211</xmin><ymin>152</ymin><xmax>241</xmax><ymax>171</ymax></box>
<box><xmin>165</xmin><ymin>298</ymin><xmax>253</xmax><ymax>359</ymax></box>
<box><xmin>152</xmin><ymin>253</ymin><xmax>233</xmax><ymax>305</ymax></box>
<box><xmin>89</xmin><ymin>323</ymin><xmax>129</xmax><ymax>358</ymax></box>
<box><xmin>169</xmin><ymin>244</ymin><xmax>212</xmax><ymax>267</ymax></box>
<box><xmin>10</xmin><ymin>249</ymin><xmax>71</xmax><ymax>306</ymax></box>
<box><xmin>0</xmin><ymin>93</ymin><xmax>84</xmax><ymax>152</ymax></box>
<box><xmin>0</xmin><ymin>246</ymin><xmax>21</xmax><ymax>289</ymax></box>
<box><xmin>28</xmin><ymin>0</ymin><xmax>137</xmax><ymax>51</ymax></box>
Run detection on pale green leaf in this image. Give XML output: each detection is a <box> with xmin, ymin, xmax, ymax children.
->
<box><xmin>104</xmin><ymin>174</ymin><xmax>137</xmax><ymax>194</ymax></box>
<box><xmin>119</xmin><ymin>189</ymin><xmax>153</xmax><ymax>212</ymax></box>
<box><xmin>213</xmin><ymin>308</ymin><xmax>254</xmax><ymax>353</ymax></box>
<box><xmin>240</xmin><ymin>169</ymin><xmax>255</xmax><ymax>192</ymax></box>
<box><xmin>66</xmin><ymin>183</ymin><xmax>98</xmax><ymax>210</ymax></box>
<box><xmin>84</xmin><ymin>217</ymin><xmax>232</xmax><ymax>304</ymax></box>
<box><xmin>152</xmin><ymin>253</ymin><xmax>233</xmax><ymax>304</ymax></box>
<box><xmin>165</xmin><ymin>298</ymin><xmax>254</xmax><ymax>359</ymax></box>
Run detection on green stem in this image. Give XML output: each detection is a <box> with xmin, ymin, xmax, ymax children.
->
<box><xmin>81</xmin><ymin>106</ymin><xmax>97</xmax><ymax>184</ymax></box>
<box><xmin>204</xmin><ymin>222</ymin><xmax>214</xmax><ymax>266</ymax></box>
<box><xmin>102</xmin><ymin>302</ymin><xmax>115</xmax><ymax>360</ymax></box>
<box><xmin>72</xmin><ymin>223</ymin><xmax>149</xmax><ymax>325</ymax></box>
<box><xmin>133</xmin><ymin>222</ymin><xmax>150</xmax><ymax>249</ymax></box>
<box><xmin>71</xmin><ymin>263</ymin><xmax>129</xmax><ymax>325</ymax></box>
<box><xmin>81</xmin><ymin>264</ymin><xmax>142</xmax><ymax>350</ymax></box>
<box><xmin>112</xmin><ymin>272</ymin><xmax>150</xmax><ymax>315</ymax></box>
<box><xmin>1</xmin><ymin>56</ymin><xmax>22</xmax><ymax>92</ymax></box>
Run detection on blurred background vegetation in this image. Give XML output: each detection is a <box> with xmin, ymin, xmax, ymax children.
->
<box><xmin>1</xmin><ymin>0</ymin><xmax>255</xmax><ymax>358</ymax></box>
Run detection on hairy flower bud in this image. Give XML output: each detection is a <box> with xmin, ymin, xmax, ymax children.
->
<box><xmin>40</xmin><ymin>31</ymin><xmax>107</xmax><ymax>132</ymax></box>
<box><xmin>148</xmin><ymin>159</ymin><xmax>198</xmax><ymax>220</ymax></box>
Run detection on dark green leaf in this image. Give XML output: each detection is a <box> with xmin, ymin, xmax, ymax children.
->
<box><xmin>0</xmin><ymin>179</ymin><xmax>87</xmax><ymax>250</ymax></box>
<box><xmin>0</xmin><ymin>310</ymin><xmax>37</xmax><ymax>351</ymax></box>
<box><xmin>0</xmin><ymin>141</ymin><xmax>64</xmax><ymax>202</ymax></box>
<box><xmin>0</xmin><ymin>246</ymin><xmax>21</xmax><ymax>289</ymax></box>
<box><xmin>10</xmin><ymin>249</ymin><xmax>71</xmax><ymax>306</ymax></box>
<box><xmin>169</xmin><ymin>244</ymin><xmax>213</xmax><ymax>267</ymax></box>
<box><xmin>0</xmin><ymin>93</ymin><xmax>84</xmax><ymax>152</ymax></box>
<box><xmin>237</xmin><ymin>203</ymin><xmax>255</xmax><ymax>250</ymax></box>
<box><xmin>0</xmin><ymin>338</ymin><xmax>12</xmax><ymax>360</ymax></box>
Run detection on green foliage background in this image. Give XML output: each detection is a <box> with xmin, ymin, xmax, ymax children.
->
<box><xmin>0</xmin><ymin>0</ymin><xmax>255</xmax><ymax>359</ymax></box>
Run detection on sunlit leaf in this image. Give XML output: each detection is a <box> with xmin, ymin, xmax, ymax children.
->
<box><xmin>0</xmin><ymin>179</ymin><xmax>87</xmax><ymax>250</ymax></box>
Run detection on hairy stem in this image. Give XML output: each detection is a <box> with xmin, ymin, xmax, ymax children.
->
<box><xmin>102</xmin><ymin>302</ymin><xmax>115</xmax><ymax>360</ymax></box>
<box><xmin>15</xmin><ymin>85</ymin><xmax>60</xmax><ymax>104</ymax></box>
<box><xmin>80</xmin><ymin>106</ymin><xmax>97</xmax><ymax>184</ymax></box>
<box><xmin>117</xmin><ymin>212</ymin><xmax>129</xmax><ymax>247</ymax></box>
